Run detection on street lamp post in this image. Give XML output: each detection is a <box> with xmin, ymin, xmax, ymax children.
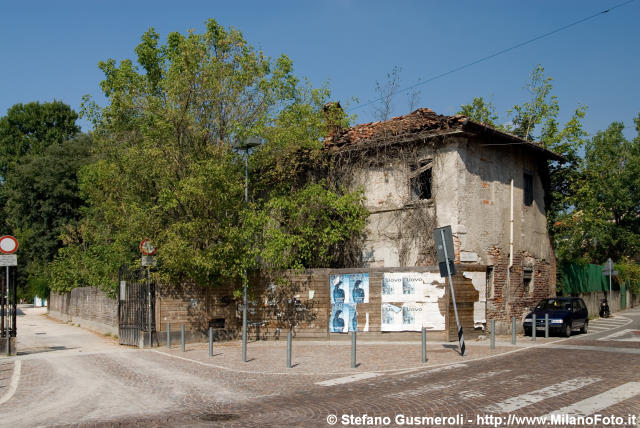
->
<box><xmin>235</xmin><ymin>137</ymin><xmax>261</xmax><ymax>363</ymax></box>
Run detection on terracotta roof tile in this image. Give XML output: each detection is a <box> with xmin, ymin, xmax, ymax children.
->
<box><xmin>324</xmin><ymin>108</ymin><xmax>467</xmax><ymax>149</ymax></box>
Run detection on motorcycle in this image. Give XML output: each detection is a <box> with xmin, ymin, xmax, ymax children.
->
<box><xmin>599</xmin><ymin>298</ymin><xmax>610</xmax><ymax>318</ymax></box>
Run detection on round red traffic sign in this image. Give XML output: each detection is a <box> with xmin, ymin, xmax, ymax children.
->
<box><xmin>139</xmin><ymin>239</ymin><xmax>157</xmax><ymax>256</ymax></box>
<box><xmin>0</xmin><ymin>236</ymin><xmax>19</xmax><ymax>254</ymax></box>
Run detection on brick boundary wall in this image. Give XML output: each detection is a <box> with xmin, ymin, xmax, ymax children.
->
<box><xmin>49</xmin><ymin>287</ymin><xmax>118</xmax><ymax>336</ymax></box>
<box><xmin>578</xmin><ymin>290</ymin><xmax>639</xmax><ymax>318</ymax></box>
<box><xmin>47</xmin><ymin>265</ymin><xmax>487</xmax><ymax>345</ymax></box>
<box><xmin>156</xmin><ymin>265</ymin><xmax>484</xmax><ymax>343</ymax></box>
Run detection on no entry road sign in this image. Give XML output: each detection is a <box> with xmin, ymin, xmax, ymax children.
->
<box><xmin>0</xmin><ymin>236</ymin><xmax>18</xmax><ymax>254</ymax></box>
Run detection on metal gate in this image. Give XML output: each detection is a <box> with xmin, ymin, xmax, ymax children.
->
<box><xmin>118</xmin><ymin>266</ymin><xmax>156</xmax><ymax>347</ymax></box>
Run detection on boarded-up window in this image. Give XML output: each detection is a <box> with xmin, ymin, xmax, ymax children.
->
<box><xmin>410</xmin><ymin>160</ymin><xmax>432</xmax><ymax>200</ymax></box>
<box><xmin>523</xmin><ymin>173</ymin><xmax>533</xmax><ymax>206</ymax></box>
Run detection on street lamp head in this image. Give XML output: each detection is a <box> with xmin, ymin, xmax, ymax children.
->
<box><xmin>234</xmin><ymin>136</ymin><xmax>262</xmax><ymax>151</ymax></box>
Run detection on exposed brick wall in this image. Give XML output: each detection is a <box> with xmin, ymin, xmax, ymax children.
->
<box><xmin>49</xmin><ymin>266</ymin><xmax>485</xmax><ymax>343</ymax></box>
<box><xmin>49</xmin><ymin>287</ymin><xmax>118</xmax><ymax>335</ymax></box>
<box><xmin>156</xmin><ymin>266</ymin><xmax>482</xmax><ymax>342</ymax></box>
<box><xmin>486</xmin><ymin>247</ymin><xmax>554</xmax><ymax>333</ymax></box>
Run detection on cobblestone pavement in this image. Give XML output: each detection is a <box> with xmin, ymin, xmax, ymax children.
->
<box><xmin>1</xmin><ymin>306</ymin><xmax>639</xmax><ymax>427</ymax></box>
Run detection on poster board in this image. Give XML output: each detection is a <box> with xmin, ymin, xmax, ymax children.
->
<box><xmin>381</xmin><ymin>272</ymin><xmax>446</xmax><ymax>331</ymax></box>
<box><xmin>329</xmin><ymin>273</ymin><xmax>369</xmax><ymax>332</ymax></box>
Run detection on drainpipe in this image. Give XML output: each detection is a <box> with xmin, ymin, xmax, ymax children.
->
<box><xmin>509</xmin><ymin>178</ymin><xmax>514</xmax><ymax>270</ymax></box>
<box><xmin>507</xmin><ymin>178</ymin><xmax>514</xmax><ymax>315</ymax></box>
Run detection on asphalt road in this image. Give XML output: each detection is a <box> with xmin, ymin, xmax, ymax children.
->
<box><xmin>1</xmin><ymin>306</ymin><xmax>639</xmax><ymax>427</ymax></box>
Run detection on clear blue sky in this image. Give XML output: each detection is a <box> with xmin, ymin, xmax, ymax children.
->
<box><xmin>2</xmin><ymin>1</ymin><xmax>638</xmax><ymax>138</ymax></box>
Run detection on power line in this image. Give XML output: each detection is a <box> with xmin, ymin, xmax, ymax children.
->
<box><xmin>350</xmin><ymin>0</ymin><xmax>635</xmax><ymax>112</ymax></box>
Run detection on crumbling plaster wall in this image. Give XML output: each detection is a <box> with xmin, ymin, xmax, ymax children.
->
<box><xmin>439</xmin><ymin>137</ymin><xmax>556</xmax><ymax>332</ymax></box>
<box><xmin>346</xmin><ymin>135</ymin><xmax>556</xmax><ymax>332</ymax></box>
<box><xmin>435</xmin><ymin>138</ymin><xmax>552</xmax><ymax>264</ymax></box>
<box><xmin>353</xmin><ymin>150</ymin><xmax>437</xmax><ymax>268</ymax></box>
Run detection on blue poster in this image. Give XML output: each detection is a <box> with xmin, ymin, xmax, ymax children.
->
<box><xmin>330</xmin><ymin>303</ymin><xmax>356</xmax><ymax>333</ymax></box>
<box><xmin>330</xmin><ymin>274</ymin><xmax>369</xmax><ymax>332</ymax></box>
<box><xmin>330</xmin><ymin>275</ymin><xmax>349</xmax><ymax>304</ymax></box>
<box><xmin>349</xmin><ymin>273</ymin><xmax>369</xmax><ymax>304</ymax></box>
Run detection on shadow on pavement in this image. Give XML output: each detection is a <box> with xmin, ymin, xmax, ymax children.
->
<box><xmin>17</xmin><ymin>345</ymin><xmax>77</xmax><ymax>356</ymax></box>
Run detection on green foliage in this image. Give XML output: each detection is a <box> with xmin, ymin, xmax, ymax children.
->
<box><xmin>50</xmin><ymin>20</ymin><xmax>368</xmax><ymax>294</ymax></box>
<box><xmin>3</xmin><ymin>135</ymin><xmax>92</xmax><ymax>263</ymax></box>
<box><xmin>256</xmin><ymin>183</ymin><xmax>368</xmax><ymax>270</ymax></box>
<box><xmin>0</xmin><ymin>101</ymin><xmax>79</xmax><ymax>180</ymax></box>
<box><xmin>556</xmin><ymin>118</ymin><xmax>640</xmax><ymax>262</ymax></box>
<box><xmin>457</xmin><ymin>96</ymin><xmax>499</xmax><ymax>127</ymax></box>
<box><xmin>0</xmin><ymin>102</ymin><xmax>86</xmax><ymax>295</ymax></box>
<box><xmin>616</xmin><ymin>257</ymin><xmax>640</xmax><ymax>294</ymax></box>
<box><xmin>458</xmin><ymin>66</ymin><xmax>589</xmax><ymax>251</ymax></box>
<box><xmin>507</xmin><ymin>65</ymin><xmax>559</xmax><ymax>142</ymax></box>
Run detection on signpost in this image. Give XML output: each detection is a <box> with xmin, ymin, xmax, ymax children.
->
<box><xmin>0</xmin><ymin>236</ymin><xmax>18</xmax><ymax>356</ymax></box>
<box><xmin>140</xmin><ymin>239</ymin><xmax>157</xmax><ymax>347</ymax></box>
<box><xmin>433</xmin><ymin>226</ymin><xmax>465</xmax><ymax>356</ymax></box>
<box><xmin>602</xmin><ymin>258</ymin><xmax>618</xmax><ymax>295</ymax></box>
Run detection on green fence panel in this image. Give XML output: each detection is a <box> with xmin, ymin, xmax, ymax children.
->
<box><xmin>559</xmin><ymin>262</ymin><xmax>608</xmax><ymax>294</ymax></box>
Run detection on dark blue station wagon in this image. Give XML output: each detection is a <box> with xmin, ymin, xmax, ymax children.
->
<box><xmin>523</xmin><ymin>297</ymin><xmax>589</xmax><ymax>337</ymax></box>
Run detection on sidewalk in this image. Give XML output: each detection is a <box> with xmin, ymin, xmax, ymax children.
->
<box><xmin>149</xmin><ymin>332</ymin><xmax>562</xmax><ymax>375</ymax></box>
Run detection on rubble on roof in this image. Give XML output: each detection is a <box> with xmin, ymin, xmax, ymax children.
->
<box><xmin>323</xmin><ymin>106</ymin><xmax>564</xmax><ymax>161</ymax></box>
<box><xmin>324</xmin><ymin>108</ymin><xmax>468</xmax><ymax>150</ymax></box>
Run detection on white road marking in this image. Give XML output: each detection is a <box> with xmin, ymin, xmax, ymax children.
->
<box><xmin>546</xmin><ymin>382</ymin><xmax>640</xmax><ymax>417</ymax></box>
<box><xmin>598</xmin><ymin>329</ymin><xmax>638</xmax><ymax>341</ymax></box>
<box><xmin>592</xmin><ymin>320</ymin><xmax>628</xmax><ymax>326</ymax></box>
<box><xmin>546</xmin><ymin>344</ymin><xmax>640</xmax><ymax>355</ymax></box>
<box><xmin>0</xmin><ymin>360</ymin><xmax>21</xmax><ymax>405</ymax></box>
<box><xmin>316</xmin><ymin>372</ymin><xmax>381</xmax><ymax>386</ymax></box>
<box><xmin>483</xmin><ymin>377</ymin><xmax>600</xmax><ymax>413</ymax></box>
<box><xmin>386</xmin><ymin>369</ymin><xmax>510</xmax><ymax>399</ymax></box>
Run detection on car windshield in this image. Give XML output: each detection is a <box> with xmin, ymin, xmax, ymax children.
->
<box><xmin>535</xmin><ymin>299</ymin><xmax>569</xmax><ymax>311</ymax></box>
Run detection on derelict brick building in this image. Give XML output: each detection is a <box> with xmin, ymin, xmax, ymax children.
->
<box><xmin>325</xmin><ymin>106</ymin><xmax>563</xmax><ymax>332</ymax></box>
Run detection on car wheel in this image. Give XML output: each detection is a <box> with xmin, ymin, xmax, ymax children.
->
<box><xmin>580</xmin><ymin>321</ymin><xmax>588</xmax><ymax>334</ymax></box>
<box><xmin>524</xmin><ymin>327</ymin><xmax>531</xmax><ymax>337</ymax></box>
<box><xmin>563</xmin><ymin>323</ymin><xmax>572</xmax><ymax>337</ymax></box>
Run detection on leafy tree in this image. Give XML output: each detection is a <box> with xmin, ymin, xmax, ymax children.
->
<box><xmin>51</xmin><ymin>20</ymin><xmax>367</xmax><ymax>294</ymax></box>
<box><xmin>507</xmin><ymin>65</ymin><xmax>559</xmax><ymax>142</ymax></box>
<box><xmin>457</xmin><ymin>96</ymin><xmax>499</xmax><ymax>127</ymax></box>
<box><xmin>0</xmin><ymin>102</ymin><xmax>83</xmax><ymax>298</ymax></box>
<box><xmin>556</xmin><ymin>117</ymin><xmax>640</xmax><ymax>262</ymax></box>
<box><xmin>0</xmin><ymin>101</ymin><xmax>79</xmax><ymax>180</ymax></box>
<box><xmin>458</xmin><ymin>65</ymin><xmax>588</xmax><ymax>238</ymax></box>
<box><xmin>3</xmin><ymin>135</ymin><xmax>92</xmax><ymax>298</ymax></box>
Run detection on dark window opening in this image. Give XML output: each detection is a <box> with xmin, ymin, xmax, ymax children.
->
<box><xmin>410</xmin><ymin>161</ymin><xmax>432</xmax><ymax>200</ymax></box>
<box><xmin>523</xmin><ymin>267</ymin><xmax>533</xmax><ymax>293</ymax></box>
<box><xmin>523</xmin><ymin>173</ymin><xmax>533</xmax><ymax>206</ymax></box>
<box><xmin>486</xmin><ymin>266</ymin><xmax>494</xmax><ymax>299</ymax></box>
<box><xmin>209</xmin><ymin>318</ymin><xmax>225</xmax><ymax>329</ymax></box>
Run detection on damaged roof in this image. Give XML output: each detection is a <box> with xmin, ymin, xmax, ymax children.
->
<box><xmin>324</xmin><ymin>107</ymin><xmax>564</xmax><ymax>161</ymax></box>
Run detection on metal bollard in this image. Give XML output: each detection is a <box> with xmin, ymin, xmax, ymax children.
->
<box><xmin>351</xmin><ymin>330</ymin><xmax>357</xmax><ymax>368</ymax></box>
<box><xmin>167</xmin><ymin>323</ymin><xmax>171</xmax><ymax>349</ymax></box>
<box><xmin>181</xmin><ymin>324</ymin><xmax>185</xmax><ymax>352</ymax></box>
<box><xmin>512</xmin><ymin>317</ymin><xmax>516</xmax><ymax>345</ymax></box>
<box><xmin>287</xmin><ymin>331</ymin><xmax>292</xmax><ymax>369</ymax></box>
<box><xmin>490</xmin><ymin>319</ymin><xmax>495</xmax><ymax>350</ymax></box>
<box><xmin>545</xmin><ymin>314</ymin><xmax>549</xmax><ymax>338</ymax></box>
<box><xmin>209</xmin><ymin>327</ymin><xmax>213</xmax><ymax>357</ymax></box>
<box><xmin>532</xmin><ymin>314</ymin><xmax>536</xmax><ymax>342</ymax></box>
<box><xmin>421</xmin><ymin>327</ymin><xmax>427</xmax><ymax>363</ymax></box>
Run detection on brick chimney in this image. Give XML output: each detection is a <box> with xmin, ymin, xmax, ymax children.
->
<box><xmin>323</xmin><ymin>101</ymin><xmax>344</xmax><ymax>140</ymax></box>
